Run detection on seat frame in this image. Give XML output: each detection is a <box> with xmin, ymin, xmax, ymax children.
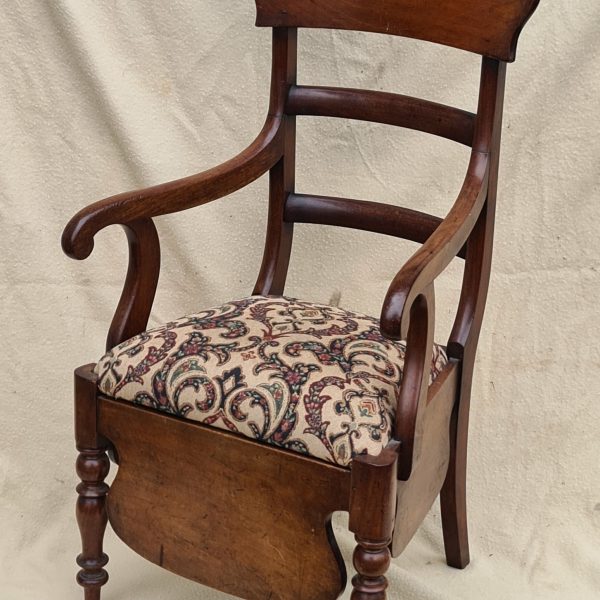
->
<box><xmin>63</xmin><ymin>2</ymin><xmax>540</xmax><ymax>599</ymax></box>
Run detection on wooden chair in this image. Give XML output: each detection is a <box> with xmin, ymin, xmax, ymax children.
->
<box><xmin>62</xmin><ymin>2</ymin><xmax>541</xmax><ymax>599</ymax></box>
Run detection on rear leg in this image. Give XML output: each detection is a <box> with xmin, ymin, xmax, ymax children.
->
<box><xmin>440</xmin><ymin>381</ymin><xmax>471</xmax><ymax>569</ymax></box>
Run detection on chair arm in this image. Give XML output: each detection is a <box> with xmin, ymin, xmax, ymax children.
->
<box><xmin>382</xmin><ymin>151</ymin><xmax>489</xmax><ymax>478</ymax></box>
<box><xmin>380</xmin><ymin>150</ymin><xmax>490</xmax><ymax>341</ymax></box>
<box><xmin>62</xmin><ymin>116</ymin><xmax>284</xmax><ymax>350</ymax></box>
<box><xmin>61</xmin><ymin>116</ymin><xmax>284</xmax><ymax>260</ymax></box>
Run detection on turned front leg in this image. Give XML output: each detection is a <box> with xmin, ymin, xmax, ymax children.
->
<box><xmin>76</xmin><ymin>447</ymin><xmax>109</xmax><ymax>600</ymax></box>
<box><xmin>74</xmin><ymin>365</ymin><xmax>110</xmax><ymax>600</ymax></box>
<box><xmin>349</xmin><ymin>442</ymin><xmax>399</xmax><ymax>600</ymax></box>
<box><xmin>351</xmin><ymin>536</ymin><xmax>392</xmax><ymax>599</ymax></box>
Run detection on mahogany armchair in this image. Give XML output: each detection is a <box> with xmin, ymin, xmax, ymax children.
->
<box><xmin>62</xmin><ymin>2</ymin><xmax>540</xmax><ymax>599</ymax></box>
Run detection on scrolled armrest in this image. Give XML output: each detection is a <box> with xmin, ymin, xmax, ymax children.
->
<box><xmin>105</xmin><ymin>219</ymin><xmax>161</xmax><ymax>351</ymax></box>
<box><xmin>61</xmin><ymin>116</ymin><xmax>284</xmax><ymax>260</ymax></box>
<box><xmin>386</xmin><ymin>151</ymin><xmax>488</xmax><ymax>480</ymax></box>
<box><xmin>61</xmin><ymin>116</ymin><xmax>284</xmax><ymax>349</ymax></box>
<box><xmin>380</xmin><ymin>151</ymin><xmax>490</xmax><ymax>341</ymax></box>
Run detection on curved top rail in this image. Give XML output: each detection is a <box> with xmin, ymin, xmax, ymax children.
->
<box><xmin>255</xmin><ymin>0</ymin><xmax>540</xmax><ymax>62</ymax></box>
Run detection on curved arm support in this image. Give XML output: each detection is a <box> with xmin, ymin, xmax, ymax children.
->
<box><xmin>105</xmin><ymin>219</ymin><xmax>161</xmax><ymax>351</ymax></box>
<box><xmin>61</xmin><ymin>116</ymin><xmax>284</xmax><ymax>260</ymax></box>
<box><xmin>380</xmin><ymin>151</ymin><xmax>489</xmax><ymax>341</ymax></box>
<box><xmin>395</xmin><ymin>285</ymin><xmax>435</xmax><ymax>480</ymax></box>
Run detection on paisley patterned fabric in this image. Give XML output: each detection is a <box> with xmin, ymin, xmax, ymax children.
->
<box><xmin>95</xmin><ymin>296</ymin><xmax>448</xmax><ymax>467</ymax></box>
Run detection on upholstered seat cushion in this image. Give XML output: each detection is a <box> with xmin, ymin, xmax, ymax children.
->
<box><xmin>95</xmin><ymin>296</ymin><xmax>448</xmax><ymax>467</ymax></box>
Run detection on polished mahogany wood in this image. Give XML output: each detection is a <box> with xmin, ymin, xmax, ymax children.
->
<box><xmin>287</xmin><ymin>86</ymin><xmax>475</xmax><ymax>146</ymax></box>
<box><xmin>393</xmin><ymin>360</ymin><xmax>458</xmax><ymax>555</ymax></box>
<box><xmin>449</xmin><ymin>58</ymin><xmax>508</xmax><ymax>360</ymax></box>
<box><xmin>379</xmin><ymin>55</ymin><xmax>508</xmax><ymax>343</ymax></box>
<box><xmin>255</xmin><ymin>0</ymin><xmax>540</xmax><ymax>61</ymax></box>
<box><xmin>100</xmin><ymin>397</ymin><xmax>350</xmax><ymax>600</ymax></box>
<box><xmin>395</xmin><ymin>286</ymin><xmax>435</xmax><ymax>480</ymax></box>
<box><xmin>254</xmin><ymin>27</ymin><xmax>298</xmax><ymax>296</ymax></box>
<box><xmin>380</xmin><ymin>150</ymin><xmax>488</xmax><ymax>340</ymax></box>
<box><xmin>349</xmin><ymin>442</ymin><xmax>400</xmax><ymax>599</ymax></box>
<box><xmin>106</xmin><ymin>219</ymin><xmax>160</xmax><ymax>350</ymax></box>
<box><xmin>441</xmin><ymin>58</ymin><xmax>508</xmax><ymax>570</ymax></box>
<box><xmin>61</xmin><ymin>116</ymin><xmax>284</xmax><ymax>261</ymax></box>
<box><xmin>76</xmin><ymin>450</ymin><xmax>109</xmax><ymax>600</ymax></box>
<box><xmin>63</xmin><ymin>2</ymin><xmax>541</xmax><ymax>598</ymax></box>
<box><xmin>74</xmin><ymin>365</ymin><xmax>110</xmax><ymax>600</ymax></box>
<box><xmin>284</xmin><ymin>193</ymin><xmax>467</xmax><ymax>256</ymax></box>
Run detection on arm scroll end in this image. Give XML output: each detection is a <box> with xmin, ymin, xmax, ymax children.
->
<box><xmin>61</xmin><ymin>216</ymin><xmax>95</xmax><ymax>260</ymax></box>
<box><xmin>380</xmin><ymin>284</ymin><xmax>415</xmax><ymax>342</ymax></box>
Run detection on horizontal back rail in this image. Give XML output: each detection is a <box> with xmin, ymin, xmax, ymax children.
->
<box><xmin>287</xmin><ymin>86</ymin><xmax>475</xmax><ymax>147</ymax></box>
<box><xmin>256</xmin><ymin>0</ymin><xmax>540</xmax><ymax>61</ymax></box>
<box><xmin>285</xmin><ymin>193</ymin><xmax>467</xmax><ymax>259</ymax></box>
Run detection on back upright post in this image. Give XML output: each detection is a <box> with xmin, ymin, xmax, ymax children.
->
<box><xmin>442</xmin><ymin>56</ymin><xmax>507</xmax><ymax>569</ymax></box>
<box><xmin>254</xmin><ymin>27</ymin><xmax>297</xmax><ymax>295</ymax></box>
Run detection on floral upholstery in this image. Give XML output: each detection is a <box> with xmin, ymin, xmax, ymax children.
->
<box><xmin>95</xmin><ymin>296</ymin><xmax>448</xmax><ymax>467</ymax></box>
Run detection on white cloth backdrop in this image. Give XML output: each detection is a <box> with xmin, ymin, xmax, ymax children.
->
<box><xmin>1</xmin><ymin>1</ymin><xmax>599</xmax><ymax>598</ymax></box>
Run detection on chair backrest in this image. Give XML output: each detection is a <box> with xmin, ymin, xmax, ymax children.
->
<box><xmin>255</xmin><ymin>0</ymin><xmax>540</xmax><ymax>61</ymax></box>
<box><xmin>252</xmin><ymin>1</ymin><xmax>540</xmax><ymax>351</ymax></box>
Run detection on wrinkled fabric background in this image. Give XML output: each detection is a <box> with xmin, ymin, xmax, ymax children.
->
<box><xmin>1</xmin><ymin>1</ymin><xmax>599</xmax><ymax>599</ymax></box>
